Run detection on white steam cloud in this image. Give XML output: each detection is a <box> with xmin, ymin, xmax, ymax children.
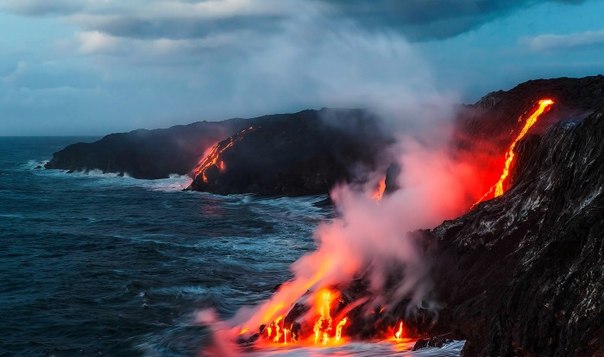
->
<box><xmin>197</xmin><ymin>4</ymin><xmax>481</xmax><ymax>355</ymax></box>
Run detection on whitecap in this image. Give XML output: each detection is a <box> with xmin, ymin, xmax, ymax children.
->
<box><xmin>243</xmin><ymin>340</ymin><xmax>465</xmax><ymax>356</ymax></box>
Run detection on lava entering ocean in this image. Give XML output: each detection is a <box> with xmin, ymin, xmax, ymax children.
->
<box><xmin>192</xmin><ymin>126</ymin><xmax>255</xmax><ymax>183</ymax></box>
<box><xmin>198</xmin><ymin>100</ymin><xmax>555</xmax><ymax>355</ymax></box>
<box><xmin>476</xmin><ymin>99</ymin><xmax>554</xmax><ymax>203</ymax></box>
<box><xmin>211</xmin><ymin>140</ymin><xmax>480</xmax><ymax>354</ymax></box>
<box><xmin>245</xmin><ymin>287</ymin><xmax>409</xmax><ymax>348</ymax></box>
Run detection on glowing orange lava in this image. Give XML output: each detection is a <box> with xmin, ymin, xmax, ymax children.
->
<box><xmin>477</xmin><ymin>99</ymin><xmax>554</xmax><ymax>203</ymax></box>
<box><xmin>494</xmin><ymin>99</ymin><xmax>554</xmax><ymax>197</ymax></box>
<box><xmin>394</xmin><ymin>321</ymin><xmax>404</xmax><ymax>341</ymax></box>
<box><xmin>192</xmin><ymin>126</ymin><xmax>255</xmax><ymax>183</ymax></box>
<box><xmin>372</xmin><ymin>177</ymin><xmax>387</xmax><ymax>201</ymax></box>
<box><xmin>254</xmin><ymin>288</ymin><xmax>351</xmax><ymax>347</ymax></box>
<box><xmin>313</xmin><ymin>289</ymin><xmax>335</xmax><ymax>345</ymax></box>
<box><xmin>193</xmin><ymin>140</ymin><xmax>234</xmax><ymax>183</ymax></box>
<box><xmin>335</xmin><ymin>317</ymin><xmax>348</xmax><ymax>342</ymax></box>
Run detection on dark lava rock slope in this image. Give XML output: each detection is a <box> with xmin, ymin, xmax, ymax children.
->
<box><xmin>188</xmin><ymin>108</ymin><xmax>394</xmax><ymax>196</ymax></box>
<box><xmin>426</xmin><ymin>105</ymin><xmax>604</xmax><ymax>356</ymax></box>
<box><xmin>44</xmin><ymin>119</ymin><xmax>249</xmax><ymax>179</ymax></box>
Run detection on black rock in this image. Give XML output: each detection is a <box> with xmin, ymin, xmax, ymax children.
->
<box><xmin>412</xmin><ymin>335</ymin><xmax>454</xmax><ymax>351</ymax></box>
<box><xmin>188</xmin><ymin>108</ymin><xmax>395</xmax><ymax>196</ymax></box>
<box><xmin>412</xmin><ymin>338</ymin><xmax>429</xmax><ymax>350</ymax></box>
<box><xmin>45</xmin><ymin>119</ymin><xmax>249</xmax><ymax>179</ymax></box>
<box><xmin>423</xmin><ymin>97</ymin><xmax>604</xmax><ymax>354</ymax></box>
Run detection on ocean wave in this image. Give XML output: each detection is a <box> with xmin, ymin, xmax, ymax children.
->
<box><xmin>243</xmin><ymin>340</ymin><xmax>465</xmax><ymax>356</ymax></box>
<box><xmin>22</xmin><ymin>159</ymin><xmax>48</xmax><ymax>170</ymax></box>
<box><xmin>247</xmin><ymin>195</ymin><xmax>328</xmax><ymax>222</ymax></box>
<box><xmin>0</xmin><ymin>213</ymin><xmax>25</xmax><ymax>219</ymax></box>
<box><xmin>34</xmin><ymin>165</ymin><xmax>193</xmax><ymax>192</ymax></box>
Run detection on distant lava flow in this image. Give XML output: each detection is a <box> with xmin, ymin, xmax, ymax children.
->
<box><xmin>192</xmin><ymin>126</ymin><xmax>255</xmax><ymax>183</ymax></box>
<box><xmin>372</xmin><ymin>177</ymin><xmax>387</xmax><ymax>201</ymax></box>
<box><xmin>477</xmin><ymin>99</ymin><xmax>554</xmax><ymax>203</ymax></box>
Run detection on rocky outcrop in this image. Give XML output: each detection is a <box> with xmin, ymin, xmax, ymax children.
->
<box><xmin>453</xmin><ymin>75</ymin><xmax>604</xmax><ymax>196</ymax></box>
<box><xmin>44</xmin><ymin>119</ymin><xmax>248</xmax><ymax>179</ymax></box>
<box><xmin>45</xmin><ymin>108</ymin><xmax>393</xmax><ymax>189</ymax></box>
<box><xmin>187</xmin><ymin>108</ymin><xmax>394</xmax><ymax>196</ymax></box>
<box><xmin>459</xmin><ymin>75</ymin><xmax>604</xmax><ymax>142</ymax></box>
<box><xmin>424</xmin><ymin>104</ymin><xmax>604</xmax><ymax>356</ymax></box>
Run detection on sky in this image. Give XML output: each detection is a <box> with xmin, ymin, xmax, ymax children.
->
<box><xmin>1</xmin><ymin>0</ymin><xmax>603</xmax><ymax>136</ymax></box>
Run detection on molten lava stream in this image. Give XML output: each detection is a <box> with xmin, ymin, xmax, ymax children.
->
<box><xmin>372</xmin><ymin>176</ymin><xmax>387</xmax><ymax>201</ymax></box>
<box><xmin>193</xmin><ymin>140</ymin><xmax>234</xmax><ymax>183</ymax></box>
<box><xmin>243</xmin><ymin>288</ymin><xmax>419</xmax><ymax>352</ymax></box>
<box><xmin>253</xmin><ymin>289</ymin><xmax>351</xmax><ymax>348</ymax></box>
<box><xmin>476</xmin><ymin>98</ymin><xmax>554</xmax><ymax>204</ymax></box>
<box><xmin>192</xmin><ymin>126</ymin><xmax>255</xmax><ymax>183</ymax></box>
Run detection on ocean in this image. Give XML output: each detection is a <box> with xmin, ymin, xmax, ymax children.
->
<box><xmin>0</xmin><ymin>137</ymin><xmax>462</xmax><ymax>356</ymax></box>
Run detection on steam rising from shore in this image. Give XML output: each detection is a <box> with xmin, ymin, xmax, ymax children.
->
<box><xmin>197</xmin><ymin>4</ymin><xmax>484</xmax><ymax>355</ymax></box>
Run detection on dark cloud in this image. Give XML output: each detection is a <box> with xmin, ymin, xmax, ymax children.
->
<box><xmin>319</xmin><ymin>0</ymin><xmax>587</xmax><ymax>40</ymax></box>
<box><xmin>1</xmin><ymin>0</ymin><xmax>587</xmax><ymax>42</ymax></box>
<box><xmin>0</xmin><ymin>0</ymin><xmax>85</xmax><ymax>15</ymax></box>
<box><xmin>81</xmin><ymin>14</ymin><xmax>285</xmax><ymax>41</ymax></box>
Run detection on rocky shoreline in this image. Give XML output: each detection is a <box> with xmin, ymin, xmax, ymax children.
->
<box><xmin>45</xmin><ymin>75</ymin><xmax>604</xmax><ymax>355</ymax></box>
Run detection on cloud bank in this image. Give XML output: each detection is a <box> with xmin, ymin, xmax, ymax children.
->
<box><xmin>524</xmin><ymin>29</ymin><xmax>604</xmax><ymax>51</ymax></box>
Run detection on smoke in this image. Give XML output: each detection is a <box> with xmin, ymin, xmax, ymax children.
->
<box><xmin>197</xmin><ymin>2</ymin><xmax>487</xmax><ymax>354</ymax></box>
<box><xmin>230</xmin><ymin>1</ymin><xmax>458</xmax><ymax>124</ymax></box>
<box><xmin>195</xmin><ymin>310</ymin><xmax>239</xmax><ymax>357</ymax></box>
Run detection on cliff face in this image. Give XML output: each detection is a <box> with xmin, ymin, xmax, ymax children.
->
<box><xmin>44</xmin><ymin>119</ymin><xmax>248</xmax><ymax>179</ymax></box>
<box><xmin>187</xmin><ymin>108</ymin><xmax>394</xmax><ymax>196</ymax></box>
<box><xmin>459</xmin><ymin>75</ymin><xmax>604</xmax><ymax>141</ymax></box>
<box><xmin>453</xmin><ymin>75</ymin><xmax>604</xmax><ymax>198</ymax></box>
<box><xmin>425</xmin><ymin>103</ymin><xmax>604</xmax><ymax>356</ymax></box>
<box><xmin>45</xmin><ymin>109</ymin><xmax>393</xmax><ymax>189</ymax></box>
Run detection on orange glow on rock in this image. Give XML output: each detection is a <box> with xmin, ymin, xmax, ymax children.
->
<box><xmin>372</xmin><ymin>177</ymin><xmax>387</xmax><ymax>201</ymax></box>
<box><xmin>252</xmin><ymin>288</ymin><xmax>352</xmax><ymax>347</ymax></box>
<box><xmin>193</xmin><ymin>140</ymin><xmax>235</xmax><ymax>183</ymax></box>
<box><xmin>192</xmin><ymin>126</ymin><xmax>254</xmax><ymax>183</ymax></box>
<box><xmin>335</xmin><ymin>317</ymin><xmax>348</xmax><ymax>342</ymax></box>
<box><xmin>394</xmin><ymin>321</ymin><xmax>404</xmax><ymax>341</ymax></box>
<box><xmin>313</xmin><ymin>289</ymin><xmax>335</xmax><ymax>345</ymax></box>
<box><xmin>494</xmin><ymin>99</ymin><xmax>554</xmax><ymax>197</ymax></box>
<box><xmin>476</xmin><ymin>99</ymin><xmax>554</xmax><ymax>204</ymax></box>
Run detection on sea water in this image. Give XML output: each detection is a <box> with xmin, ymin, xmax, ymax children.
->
<box><xmin>0</xmin><ymin>137</ymin><xmax>461</xmax><ymax>356</ymax></box>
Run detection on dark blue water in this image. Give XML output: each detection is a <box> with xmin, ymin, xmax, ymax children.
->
<box><xmin>0</xmin><ymin>137</ymin><xmax>327</xmax><ymax>356</ymax></box>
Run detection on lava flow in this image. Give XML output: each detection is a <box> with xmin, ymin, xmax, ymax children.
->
<box><xmin>372</xmin><ymin>176</ymin><xmax>387</xmax><ymax>201</ymax></box>
<box><xmin>237</xmin><ymin>286</ymin><xmax>414</xmax><ymax>351</ymax></box>
<box><xmin>254</xmin><ymin>288</ymin><xmax>351</xmax><ymax>347</ymax></box>
<box><xmin>477</xmin><ymin>98</ymin><xmax>554</xmax><ymax>203</ymax></box>
<box><xmin>394</xmin><ymin>321</ymin><xmax>404</xmax><ymax>341</ymax></box>
<box><xmin>192</xmin><ymin>126</ymin><xmax>255</xmax><ymax>183</ymax></box>
<box><xmin>312</xmin><ymin>289</ymin><xmax>345</xmax><ymax>345</ymax></box>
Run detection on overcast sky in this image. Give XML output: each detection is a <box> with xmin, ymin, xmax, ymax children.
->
<box><xmin>1</xmin><ymin>0</ymin><xmax>603</xmax><ymax>135</ymax></box>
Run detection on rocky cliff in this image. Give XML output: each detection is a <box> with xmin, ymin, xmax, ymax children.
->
<box><xmin>44</xmin><ymin>119</ymin><xmax>248</xmax><ymax>179</ymax></box>
<box><xmin>44</xmin><ymin>76</ymin><xmax>604</xmax><ymax>355</ymax></box>
<box><xmin>421</xmin><ymin>77</ymin><xmax>604</xmax><ymax>356</ymax></box>
<box><xmin>187</xmin><ymin>108</ymin><xmax>394</xmax><ymax>196</ymax></box>
<box><xmin>44</xmin><ymin>109</ymin><xmax>393</xmax><ymax>190</ymax></box>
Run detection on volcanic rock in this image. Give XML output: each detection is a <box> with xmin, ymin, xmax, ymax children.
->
<box><xmin>412</xmin><ymin>335</ymin><xmax>454</xmax><ymax>351</ymax></box>
<box><xmin>45</xmin><ymin>119</ymin><xmax>249</xmax><ymax>179</ymax></box>
<box><xmin>45</xmin><ymin>108</ymin><xmax>394</xmax><ymax>192</ymax></box>
<box><xmin>188</xmin><ymin>108</ymin><xmax>394</xmax><ymax>196</ymax></box>
<box><xmin>424</xmin><ymin>101</ymin><xmax>604</xmax><ymax>355</ymax></box>
<box><xmin>456</xmin><ymin>75</ymin><xmax>604</xmax><ymax>155</ymax></box>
